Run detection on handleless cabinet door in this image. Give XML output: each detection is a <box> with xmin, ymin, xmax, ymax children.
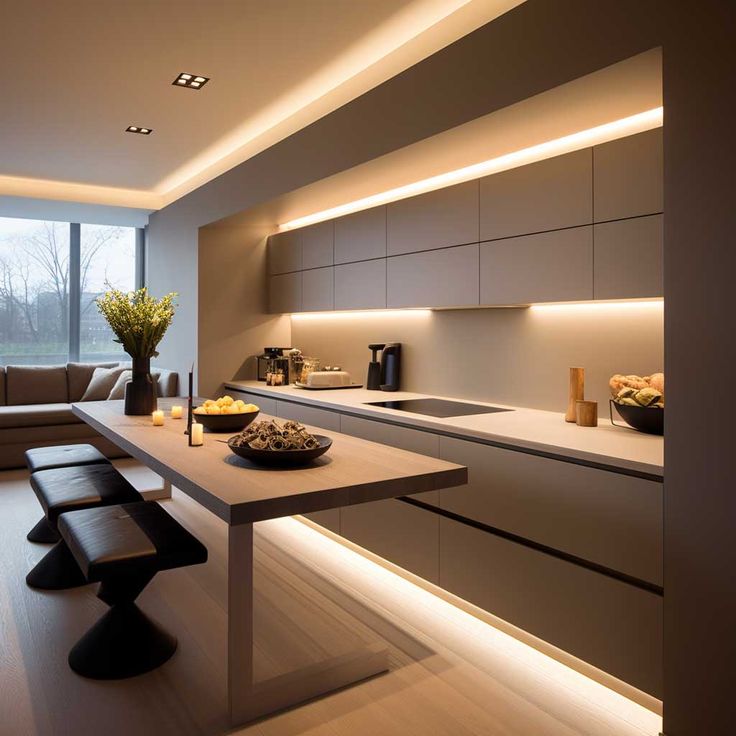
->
<box><xmin>339</xmin><ymin>414</ymin><xmax>440</xmax><ymax>583</ymax></box>
<box><xmin>480</xmin><ymin>148</ymin><xmax>592</xmax><ymax>241</ymax></box>
<box><xmin>335</xmin><ymin>207</ymin><xmax>386</xmax><ymax>264</ymax></box>
<box><xmin>594</xmin><ymin>214</ymin><xmax>663</xmax><ymax>299</ymax></box>
<box><xmin>387</xmin><ymin>243</ymin><xmax>479</xmax><ymax>308</ymax></box>
<box><xmin>275</xmin><ymin>401</ymin><xmax>342</xmax><ymax>533</ymax></box>
<box><xmin>301</xmin><ymin>220</ymin><xmax>334</xmax><ymax>270</ymax></box>
<box><xmin>439</xmin><ymin>436</ymin><xmax>663</xmax><ymax>585</ymax></box>
<box><xmin>268</xmin><ymin>272</ymin><xmax>302</xmax><ymax>313</ymax></box>
<box><xmin>387</xmin><ymin>180</ymin><xmax>479</xmax><ymax>256</ymax></box>
<box><xmin>334</xmin><ymin>258</ymin><xmax>386</xmax><ymax>310</ymax></box>
<box><xmin>440</xmin><ymin>517</ymin><xmax>662</xmax><ymax>697</ymax></box>
<box><xmin>593</xmin><ymin>128</ymin><xmax>663</xmax><ymax>221</ymax></box>
<box><xmin>268</xmin><ymin>230</ymin><xmax>302</xmax><ymax>275</ymax></box>
<box><xmin>228</xmin><ymin>390</ymin><xmax>277</xmax><ymax>416</ymax></box>
<box><xmin>302</xmin><ymin>267</ymin><xmax>334</xmax><ymax>312</ymax></box>
<box><xmin>479</xmin><ymin>226</ymin><xmax>593</xmax><ymax>305</ymax></box>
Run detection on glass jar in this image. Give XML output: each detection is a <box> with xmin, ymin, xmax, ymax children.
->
<box><xmin>300</xmin><ymin>358</ymin><xmax>321</xmax><ymax>384</ymax></box>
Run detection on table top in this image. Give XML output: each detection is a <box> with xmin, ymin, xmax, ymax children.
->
<box><xmin>72</xmin><ymin>400</ymin><xmax>468</xmax><ymax>525</ymax></box>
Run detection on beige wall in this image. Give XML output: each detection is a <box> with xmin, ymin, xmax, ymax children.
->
<box><xmin>290</xmin><ymin>303</ymin><xmax>663</xmax><ymax>415</ymax></box>
<box><xmin>198</xmin><ymin>224</ymin><xmax>290</xmax><ymax>397</ymax></box>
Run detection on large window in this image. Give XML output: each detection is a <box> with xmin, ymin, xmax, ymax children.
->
<box><xmin>0</xmin><ymin>217</ymin><xmax>139</xmax><ymax>365</ymax></box>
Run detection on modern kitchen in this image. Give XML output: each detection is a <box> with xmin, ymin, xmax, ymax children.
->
<box><xmin>1</xmin><ymin>2</ymin><xmax>734</xmax><ymax>735</ymax></box>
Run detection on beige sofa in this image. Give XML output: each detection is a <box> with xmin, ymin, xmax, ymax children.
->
<box><xmin>0</xmin><ymin>362</ymin><xmax>179</xmax><ymax>469</ymax></box>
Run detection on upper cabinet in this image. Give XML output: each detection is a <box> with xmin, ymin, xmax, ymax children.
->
<box><xmin>594</xmin><ymin>214</ymin><xmax>663</xmax><ymax>299</ymax></box>
<box><xmin>480</xmin><ymin>227</ymin><xmax>593</xmax><ymax>305</ymax></box>
<box><xmin>388</xmin><ymin>244</ymin><xmax>479</xmax><ymax>309</ymax></box>
<box><xmin>480</xmin><ymin>149</ymin><xmax>592</xmax><ymax>241</ymax></box>
<box><xmin>266</xmin><ymin>129</ymin><xmax>663</xmax><ymax>312</ymax></box>
<box><xmin>301</xmin><ymin>220</ymin><xmax>334</xmax><ymax>270</ymax></box>
<box><xmin>593</xmin><ymin>128</ymin><xmax>663</xmax><ymax>222</ymax></box>
<box><xmin>268</xmin><ymin>230</ymin><xmax>301</xmax><ymax>275</ymax></box>
<box><xmin>387</xmin><ymin>180</ymin><xmax>478</xmax><ymax>256</ymax></box>
<box><xmin>334</xmin><ymin>206</ymin><xmax>386</xmax><ymax>264</ymax></box>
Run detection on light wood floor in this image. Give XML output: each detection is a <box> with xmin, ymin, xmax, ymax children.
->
<box><xmin>0</xmin><ymin>469</ymin><xmax>662</xmax><ymax>736</ymax></box>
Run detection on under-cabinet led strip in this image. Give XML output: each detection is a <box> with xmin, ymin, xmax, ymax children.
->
<box><xmin>278</xmin><ymin>107</ymin><xmax>663</xmax><ymax>232</ymax></box>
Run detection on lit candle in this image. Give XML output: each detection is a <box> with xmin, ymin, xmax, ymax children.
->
<box><xmin>152</xmin><ymin>410</ymin><xmax>165</xmax><ymax>426</ymax></box>
<box><xmin>191</xmin><ymin>422</ymin><xmax>204</xmax><ymax>446</ymax></box>
<box><xmin>170</xmin><ymin>405</ymin><xmax>183</xmax><ymax>419</ymax></box>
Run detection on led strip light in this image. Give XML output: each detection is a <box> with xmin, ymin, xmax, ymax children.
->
<box><xmin>279</xmin><ymin>107</ymin><xmax>663</xmax><ymax>232</ymax></box>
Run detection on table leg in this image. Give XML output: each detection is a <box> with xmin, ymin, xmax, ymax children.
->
<box><xmin>226</xmin><ymin>522</ymin><xmax>389</xmax><ymax>727</ymax></box>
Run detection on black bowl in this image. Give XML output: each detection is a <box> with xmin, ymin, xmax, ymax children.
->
<box><xmin>227</xmin><ymin>434</ymin><xmax>332</xmax><ymax>466</ymax></box>
<box><xmin>194</xmin><ymin>409</ymin><xmax>260</xmax><ymax>433</ymax></box>
<box><xmin>609</xmin><ymin>400</ymin><xmax>663</xmax><ymax>435</ymax></box>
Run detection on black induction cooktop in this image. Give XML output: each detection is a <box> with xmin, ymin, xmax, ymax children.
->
<box><xmin>364</xmin><ymin>398</ymin><xmax>513</xmax><ymax>418</ymax></box>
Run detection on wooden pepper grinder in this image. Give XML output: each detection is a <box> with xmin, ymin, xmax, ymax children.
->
<box><xmin>565</xmin><ymin>367</ymin><xmax>585</xmax><ymax>422</ymax></box>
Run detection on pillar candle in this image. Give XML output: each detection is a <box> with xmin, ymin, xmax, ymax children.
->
<box><xmin>170</xmin><ymin>405</ymin><xmax>183</xmax><ymax>419</ymax></box>
<box><xmin>152</xmin><ymin>410</ymin><xmax>165</xmax><ymax>426</ymax></box>
<box><xmin>191</xmin><ymin>422</ymin><xmax>204</xmax><ymax>446</ymax></box>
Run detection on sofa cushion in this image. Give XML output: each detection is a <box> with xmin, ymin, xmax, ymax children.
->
<box><xmin>6</xmin><ymin>365</ymin><xmax>68</xmax><ymax>405</ymax></box>
<box><xmin>0</xmin><ymin>367</ymin><xmax>5</xmax><ymax>407</ymax></box>
<box><xmin>67</xmin><ymin>362</ymin><xmax>119</xmax><ymax>402</ymax></box>
<box><xmin>80</xmin><ymin>366</ymin><xmax>127</xmax><ymax>401</ymax></box>
<box><xmin>107</xmin><ymin>370</ymin><xmax>164</xmax><ymax>400</ymax></box>
<box><xmin>0</xmin><ymin>403</ymin><xmax>80</xmax><ymax>429</ymax></box>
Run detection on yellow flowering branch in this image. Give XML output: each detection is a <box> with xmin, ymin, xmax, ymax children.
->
<box><xmin>96</xmin><ymin>287</ymin><xmax>177</xmax><ymax>359</ymax></box>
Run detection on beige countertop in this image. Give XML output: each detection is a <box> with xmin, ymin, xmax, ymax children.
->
<box><xmin>224</xmin><ymin>380</ymin><xmax>664</xmax><ymax>478</ymax></box>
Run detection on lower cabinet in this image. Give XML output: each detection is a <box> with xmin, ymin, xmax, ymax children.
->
<box><xmin>440</xmin><ymin>516</ymin><xmax>663</xmax><ymax>698</ymax></box>
<box><xmin>275</xmin><ymin>400</ymin><xmax>342</xmax><ymax>533</ymax></box>
<box><xmin>339</xmin><ymin>414</ymin><xmax>441</xmax><ymax>581</ymax></box>
<box><xmin>228</xmin><ymin>390</ymin><xmax>277</xmax><ymax>416</ymax></box>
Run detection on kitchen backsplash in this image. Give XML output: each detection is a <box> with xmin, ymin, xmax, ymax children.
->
<box><xmin>290</xmin><ymin>303</ymin><xmax>664</xmax><ymax>415</ymax></box>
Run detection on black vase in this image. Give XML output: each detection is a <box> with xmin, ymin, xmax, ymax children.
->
<box><xmin>124</xmin><ymin>357</ymin><xmax>158</xmax><ymax>415</ymax></box>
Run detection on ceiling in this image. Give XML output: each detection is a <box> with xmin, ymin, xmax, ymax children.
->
<box><xmin>0</xmin><ymin>0</ymin><xmax>521</xmax><ymax>210</ymax></box>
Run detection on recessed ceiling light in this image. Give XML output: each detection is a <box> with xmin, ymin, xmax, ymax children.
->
<box><xmin>172</xmin><ymin>72</ymin><xmax>210</xmax><ymax>89</ymax></box>
<box><xmin>126</xmin><ymin>125</ymin><xmax>153</xmax><ymax>135</ymax></box>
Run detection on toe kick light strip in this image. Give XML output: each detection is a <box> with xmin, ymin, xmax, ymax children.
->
<box><xmin>278</xmin><ymin>107</ymin><xmax>663</xmax><ymax>232</ymax></box>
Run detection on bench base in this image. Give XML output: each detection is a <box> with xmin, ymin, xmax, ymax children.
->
<box><xmin>26</xmin><ymin>516</ymin><xmax>61</xmax><ymax>544</ymax></box>
<box><xmin>26</xmin><ymin>541</ymin><xmax>88</xmax><ymax>590</ymax></box>
<box><xmin>69</xmin><ymin>602</ymin><xmax>178</xmax><ymax>680</ymax></box>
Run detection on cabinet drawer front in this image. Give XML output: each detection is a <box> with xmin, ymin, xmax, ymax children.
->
<box><xmin>269</xmin><ymin>272</ymin><xmax>302</xmax><ymax>313</ymax></box>
<box><xmin>302</xmin><ymin>267</ymin><xmax>334</xmax><ymax>312</ymax></box>
<box><xmin>439</xmin><ymin>436</ymin><xmax>662</xmax><ymax>585</ymax></box>
<box><xmin>229</xmin><ymin>390</ymin><xmax>277</xmax><ymax>416</ymax></box>
<box><xmin>335</xmin><ymin>207</ymin><xmax>386</xmax><ymax>264</ymax></box>
<box><xmin>341</xmin><ymin>498</ymin><xmax>439</xmax><ymax>583</ymax></box>
<box><xmin>594</xmin><ymin>128</ymin><xmax>663</xmax><ymax>222</ymax></box>
<box><xmin>274</xmin><ymin>401</ymin><xmax>341</xmax><ymax>431</ymax></box>
<box><xmin>268</xmin><ymin>230</ymin><xmax>302</xmax><ymax>275</ymax></box>
<box><xmin>387</xmin><ymin>180</ymin><xmax>479</xmax><ymax>256</ymax></box>
<box><xmin>340</xmin><ymin>414</ymin><xmax>439</xmax><ymax>503</ymax></box>
<box><xmin>334</xmin><ymin>259</ymin><xmax>387</xmax><ymax>310</ymax></box>
<box><xmin>480</xmin><ymin>149</ymin><xmax>592</xmax><ymax>241</ymax></box>
<box><xmin>302</xmin><ymin>221</ymin><xmax>334</xmax><ymax>270</ymax></box>
<box><xmin>440</xmin><ymin>517</ymin><xmax>662</xmax><ymax>697</ymax></box>
<box><xmin>594</xmin><ymin>215</ymin><xmax>663</xmax><ymax>299</ymax></box>
<box><xmin>479</xmin><ymin>226</ymin><xmax>592</xmax><ymax>305</ymax></box>
<box><xmin>387</xmin><ymin>244</ymin><xmax>479</xmax><ymax>308</ymax></box>
<box><xmin>303</xmin><ymin>509</ymin><xmax>340</xmax><ymax>534</ymax></box>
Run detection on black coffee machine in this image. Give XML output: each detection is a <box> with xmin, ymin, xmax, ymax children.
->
<box><xmin>366</xmin><ymin>343</ymin><xmax>401</xmax><ymax>391</ymax></box>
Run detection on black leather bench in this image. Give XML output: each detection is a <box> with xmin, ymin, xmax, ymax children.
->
<box><xmin>26</xmin><ymin>464</ymin><xmax>142</xmax><ymax>590</ymax></box>
<box><xmin>24</xmin><ymin>444</ymin><xmax>110</xmax><ymax>544</ymax></box>
<box><xmin>58</xmin><ymin>501</ymin><xmax>208</xmax><ymax>679</ymax></box>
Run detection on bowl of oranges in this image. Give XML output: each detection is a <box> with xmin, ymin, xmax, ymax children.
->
<box><xmin>192</xmin><ymin>395</ymin><xmax>260</xmax><ymax>433</ymax></box>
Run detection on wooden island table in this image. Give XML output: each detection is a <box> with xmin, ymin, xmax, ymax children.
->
<box><xmin>72</xmin><ymin>399</ymin><xmax>467</xmax><ymax>727</ymax></box>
